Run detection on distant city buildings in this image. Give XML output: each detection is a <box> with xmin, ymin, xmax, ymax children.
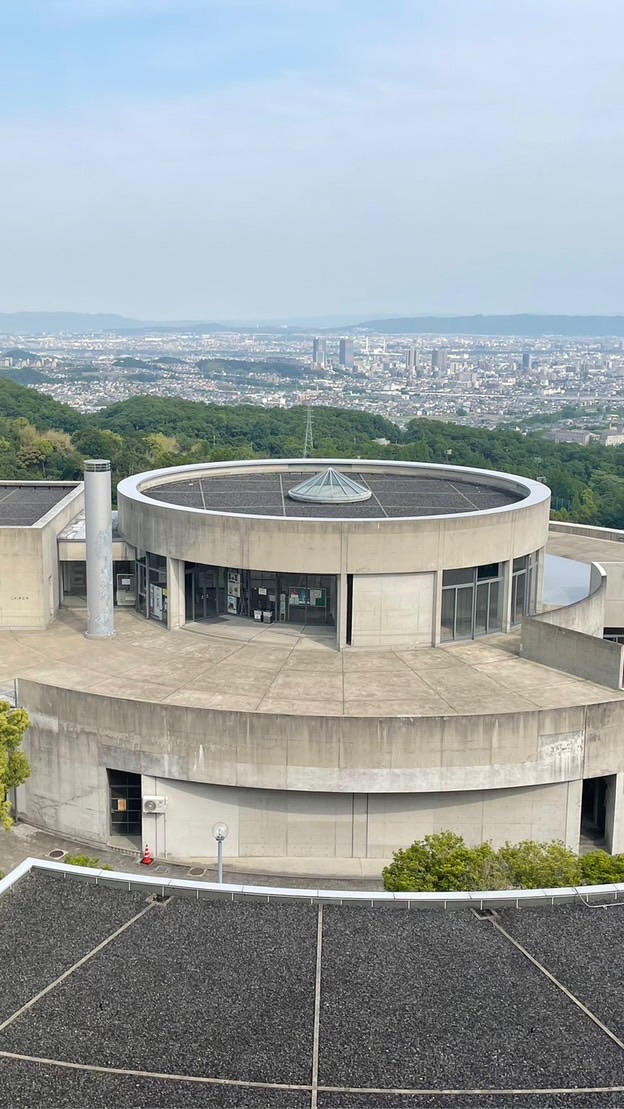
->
<box><xmin>312</xmin><ymin>337</ymin><xmax>327</xmax><ymax>367</ymax></box>
<box><xmin>338</xmin><ymin>337</ymin><xmax>354</xmax><ymax>369</ymax></box>
<box><xmin>431</xmin><ymin>348</ymin><xmax>448</xmax><ymax>373</ymax></box>
<box><xmin>405</xmin><ymin>346</ymin><xmax>420</xmax><ymax>375</ymax></box>
<box><xmin>3</xmin><ymin>326</ymin><xmax>624</xmax><ymax>435</ymax></box>
<box><xmin>600</xmin><ymin>423</ymin><xmax>624</xmax><ymax>446</ymax></box>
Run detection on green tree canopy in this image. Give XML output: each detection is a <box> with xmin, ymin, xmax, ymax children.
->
<box><xmin>0</xmin><ymin>701</ymin><xmax>30</xmax><ymax>829</ymax></box>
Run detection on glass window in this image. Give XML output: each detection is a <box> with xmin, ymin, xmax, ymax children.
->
<box><xmin>441</xmin><ymin>563</ymin><xmax>504</xmax><ymax>640</ymax></box>
<box><xmin>512</xmin><ymin>572</ymin><xmax>526</xmax><ymax>624</ymax></box>
<box><xmin>475</xmin><ymin>581</ymin><xmax>489</xmax><ymax>635</ymax></box>
<box><xmin>477</xmin><ymin>563</ymin><xmax>499</xmax><ymax>580</ymax></box>
<box><xmin>443</xmin><ymin>568</ymin><xmax>473</xmax><ymax>586</ymax></box>
<box><xmin>441</xmin><ymin>589</ymin><xmax>455</xmax><ymax>640</ymax></box>
<box><xmin>488</xmin><ymin>580</ymin><xmax>502</xmax><ymax>631</ymax></box>
<box><xmin>513</xmin><ymin>555</ymin><xmax>528</xmax><ymax>572</ymax></box>
<box><xmin>455</xmin><ymin>585</ymin><xmax>474</xmax><ymax>639</ymax></box>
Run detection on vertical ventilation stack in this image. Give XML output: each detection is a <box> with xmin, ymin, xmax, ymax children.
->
<box><xmin>84</xmin><ymin>459</ymin><xmax>115</xmax><ymax>638</ymax></box>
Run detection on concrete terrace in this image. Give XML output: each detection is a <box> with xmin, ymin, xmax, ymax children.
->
<box><xmin>0</xmin><ymin>608</ymin><xmax>622</xmax><ymax>718</ymax></box>
<box><xmin>547</xmin><ymin>530</ymin><xmax>624</xmax><ymax>564</ymax></box>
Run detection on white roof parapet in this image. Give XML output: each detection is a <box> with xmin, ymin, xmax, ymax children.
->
<box><xmin>2</xmin><ymin>859</ymin><xmax>624</xmax><ymax>910</ymax></box>
<box><xmin>288</xmin><ymin>467</ymin><xmax>372</xmax><ymax>504</ymax></box>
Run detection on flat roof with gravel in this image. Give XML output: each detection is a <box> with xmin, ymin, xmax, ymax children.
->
<box><xmin>0</xmin><ymin>871</ymin><xmax>623</xmax><ymax>1108</ymax></box>
<box><xmin>0</xmin><ymin>484</ymin><xmax>78</xmax><ymax>527</ymax></box>
<box><xmin>143</xmin><ymin>470</ymin><xmax>524</xmax><ymax>519</ymax></box>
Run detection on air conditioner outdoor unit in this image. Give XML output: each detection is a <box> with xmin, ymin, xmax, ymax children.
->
<box><xmin>142</xmin><ymin>796</ymin><xmax>167</xmax><ymax>814</ymax></box>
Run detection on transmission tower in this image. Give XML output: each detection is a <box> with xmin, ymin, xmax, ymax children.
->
<box><xmin>303</xmin><ymin>404</ymin><xmax>314</xmax><ymax>458</ymax></box>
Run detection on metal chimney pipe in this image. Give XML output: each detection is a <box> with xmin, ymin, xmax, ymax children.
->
<box><xmin>84</xmin><ymin>459</ymin><xmax>115</xmax><ymax>638</ymax></box>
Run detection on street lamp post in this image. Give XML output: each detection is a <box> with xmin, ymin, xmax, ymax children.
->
<box><xmin>212</xmin><ymin>821</ymin><xmax>229</xmax><ymax>884</ymax></box>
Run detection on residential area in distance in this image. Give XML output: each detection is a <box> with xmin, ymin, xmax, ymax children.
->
<box><xmin>2</xmin><ymin>314</ymin><xmax>624</xmax><ymax>438</ymax></box>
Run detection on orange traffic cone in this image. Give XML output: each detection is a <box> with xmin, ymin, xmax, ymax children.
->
<box><xmin>141</xmin><ymin>843</ymin><xmax>153</xmax><ymax>866</ymax></box>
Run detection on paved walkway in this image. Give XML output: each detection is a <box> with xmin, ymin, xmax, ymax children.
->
<box><xmin>0</xmin><ymin>823</ymin><xmax>385</xmax><ymax>890</ymax></box>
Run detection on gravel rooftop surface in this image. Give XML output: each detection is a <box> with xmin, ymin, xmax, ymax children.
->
<box><xmin>144</xmin><ymin>472</ymin><xmax>521</xmax><ymax>519</ymax></box>
<box><xmin>1</xmin><ymin>873</ymin><xmax>624</xmax><ymax>1108</ymax></box>
<box><xmin>0</xmin><ymin>483</ymin><xmax>76</xmax><ymax>527</ymax></box>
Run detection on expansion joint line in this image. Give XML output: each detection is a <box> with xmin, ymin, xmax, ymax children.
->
<box><xmin>490</xmin><ymin>917</ymin><xmax>624</xmax><ymax>1054</ymax></box>
<box><xmin>310</xmin><ymin>903</ymin><xmax>324</xmax><ymax>1109</ymax></box>
<box><xmin>0</xmin><ymin>901</ymin><xmax>158</xmax><ymax>1035</ymax></box>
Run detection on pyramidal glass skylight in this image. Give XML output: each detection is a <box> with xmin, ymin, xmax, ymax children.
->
<box><xmin>288</xmin><ymin>467</ymin><xmax>372</xmax><ymax>504</ymax></box>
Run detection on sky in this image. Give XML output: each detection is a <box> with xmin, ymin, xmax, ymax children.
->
<box><xmin>1</xmin><ymin>0</ymin><xmax>624</xmax><ymax>320</ymax></box>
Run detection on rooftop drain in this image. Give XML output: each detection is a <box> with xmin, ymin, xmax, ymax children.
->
<box><xmin>288</xmin><ymin>467</ymin><xmax>372</xmax><ymax>504</ymax></box>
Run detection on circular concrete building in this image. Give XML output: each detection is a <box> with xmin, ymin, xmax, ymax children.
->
<box><xmin>116</xmin><ymin>458</ymin><xmax>550</xmax><ymax>647</ymax></box>
<box><xmin>7</xmin><ymin>459</ymin><xmax>624</xmax><ymax>876</ymax></box>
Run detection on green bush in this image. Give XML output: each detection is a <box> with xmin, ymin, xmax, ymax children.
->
<box><xmin>382</xmin><ymin>831</ymin><xmax>510</xmax><ymax>893</ymax></box>
<box><xmin>577</xmin><ymin>850</ymin><xmax>624</xmax><ymax>886</ymax></box>
<box><xmin>64</xmin><ymin>853</ymin><xmax>113</xmax><ymax>871</ymax></box>
<box><xmin>498</xmin><ymin>840</ymin><xmax>579</xmax><ymax>889</ymax></box>
<box><xmin>382</xmin><ymin>832</ymin><xmax>624</xmax><ymax>892</ymax></box>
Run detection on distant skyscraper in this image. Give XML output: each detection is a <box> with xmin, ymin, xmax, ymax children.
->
<box><xmin>431</xmin><ymin>348</ymin><xmax>448</xmax><ymax>373</ymax></box>
<box><xmin>405</xmin><ymin>346</ymin><xmax>420</xmax><ymax>375</ymax></box>
<box><xmin>312</xmin><ymin>337</ymin><xmax>327</xmax><ymax>367</ymax></box>
<box><xmin>522</xmin><ymin>350</ymin><xmax>532</xmax><ymax>371</ymax></box>
<box><xmin>338</xmin><ymin>338</ymin><xmax>354</xmax><ymax>369</ymax></box>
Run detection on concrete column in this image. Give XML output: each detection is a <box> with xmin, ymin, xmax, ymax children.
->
<box><xmin>337</xmin><ymin>572</ymin><xmax>348</xmax><ymax>649</ymax></box>
<box><xmin>166</xmin><ymin>557</ymin><xmax>186</xmax><ymax>630</ymax></box>
<box><xmin>534</xmin><ymin>546</ymin><xmax>546</xmax><ymax>613</ymax></box>
<box><xmin>432</xmin><ymin>570</ymin><xmax>443</xmax><ymax>647</ymax></box>
<box><xmin>605</xmin><ymin>773</ymin><xmax>624</xmax><ymax>854</ymax></box>
<box><xmin>564</xmin><ymin>778</ymin><xmax>583</xmax><ymax>851</ymax></box>
<box><xmin>501</xmin><ymin>559</ymin><xmax>513</xmax><ymax>633</ymax></box>
<box><xmin>84</xmin><ymin>459</ymin><xmax>114</xmax><ymax>639</ymax></box>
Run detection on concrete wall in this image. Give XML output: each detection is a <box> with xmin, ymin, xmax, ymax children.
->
<box><xmin>118</xmin><ymin>460</ymin><xmax>551</xmax><ymax>578</ymax></box>
<box><xmin>520</xmin><ymin>562</ymin><xmax>624</xmax><ymax>686</ymax></box>
<box><xmin>549</xmin><ymin>522</ymin><xmax>624</xmax><ymax>626</ymax></box>
<box><xmin>137</xmin><ymin>776</ymin><xmax>581</xmax><ymax>862</ymax></box>
<box><xmin>17</xmin><ymin>678</ymin><xmax>624</xmax><ymax>862</ymax></box>
<box><xmin>350</xmin><ymin>572</ymin><xmax>435</xmax><ymax>648</ymax></box>
<box><xmin>41</xmin><ymin>486</ymin><xmax>85</xmax><ymax>627</ymax></box>
<box><xmin>536</xmin><ymin>561</ymin><xmax>606</xmax><ymax>636</ymax></box>
<box><xmin>0</xmin><ymin>485</ymin><xmax>83</xmax><ymax>629</ymax></box>
<box><xmin>521</xmin><ymin>620</ymin><xmax>624</xmax><ymax>690</ymax></box>
<box><xmin>0</xmin><ymin>529</ymin><xmax>47</xmax><ymax>629</ymax></box>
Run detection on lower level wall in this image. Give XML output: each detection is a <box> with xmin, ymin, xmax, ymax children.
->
<box><xmin>19</xmin><ymin>763</ymin><xmax>583</xmax><ymax>862</ymax></box>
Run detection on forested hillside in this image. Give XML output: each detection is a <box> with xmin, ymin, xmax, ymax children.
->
<box><xmin>0</xmin><ymin>379</ymin><xmax>623</xmax><ymax>525</ymax></box>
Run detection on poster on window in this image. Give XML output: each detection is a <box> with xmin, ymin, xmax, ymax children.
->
<box><xmin>289</xmin><ymin>588</ymin><xmax>309</xmax><ymax>606</ymax></box>
<box><xmin>309</xmin><ymin>588</ymin><xmax>326</xmax><ymax>607</ymax></box>
<box><xmin>150</xmin><ymin>584</ymin><xmax>164</xmax><ymax>621</ymax></box>
<box><xmin>227</xmin><ymin>594</ymin><xmax>238</xmax><ymax>614</ymax></box>
<box><xmin>228</xmin><ymin>570</ymin><xmax>240</xmax><ymax>586</ymax></box>
<box><xmin>228</xmin><ymin>579</ymin><xmax>240</xmax><ymax>597</ymax></box>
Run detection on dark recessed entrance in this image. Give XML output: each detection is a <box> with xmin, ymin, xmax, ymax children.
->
<box><xmin>581</xmin><ymin>776</ymin><xmax>614</xmax><ymax>848</ymax></box>
<box><xmin>108</xmin><ymin>769</ymin><xmax>142</xmax><ymax>846</ymax></box>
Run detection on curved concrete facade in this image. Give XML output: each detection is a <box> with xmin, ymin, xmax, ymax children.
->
<box><xmin>12</xmin><ymin>467</ymin><xmax>624</xmax><ymax>877</ymax></box>
<box><xmin>118</xmin><ymin>459</ymin><xmax>550</xmax><ymax>575</ymax></box>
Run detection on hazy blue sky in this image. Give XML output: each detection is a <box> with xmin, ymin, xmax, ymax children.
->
<box><xmin>2</xmin><ymin>0</ymin><xmax>623</xmax><ymax>320</ymax></box>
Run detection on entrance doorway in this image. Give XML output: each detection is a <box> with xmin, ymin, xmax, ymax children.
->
<box><xmin>184</xmin><ymin>563</ymin><xmax>336</xmax><ymax>628</ymax></box>
<box><xmin>108</xmin><ymin>769</ymin><xmax>142</xmax><ymax>848</ymax></box>
<box><xmin>581</xmin><ymin>776</ymin><xmax>613</xmax><ymax>848</ymax></box>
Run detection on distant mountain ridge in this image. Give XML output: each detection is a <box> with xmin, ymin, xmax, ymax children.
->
<box><xmin>0</xmin><ymin>312</ymin><xmax>229</xmax><ymax>335</ymax></box>
<box><xmin>3</xmin><ymin>310</ymin><xmax>624</xmax><ymax>337</ymax></box>
<box><xmin>344</xmin><ymin>314</ymin><xmax>624</xmax><ymax>337</ymax></box>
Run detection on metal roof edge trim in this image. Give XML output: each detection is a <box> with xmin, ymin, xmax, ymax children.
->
<box><xmin>1</xmin><ymin>859</ymin><xmax>624</xmax><ymax>910</ymax></box>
